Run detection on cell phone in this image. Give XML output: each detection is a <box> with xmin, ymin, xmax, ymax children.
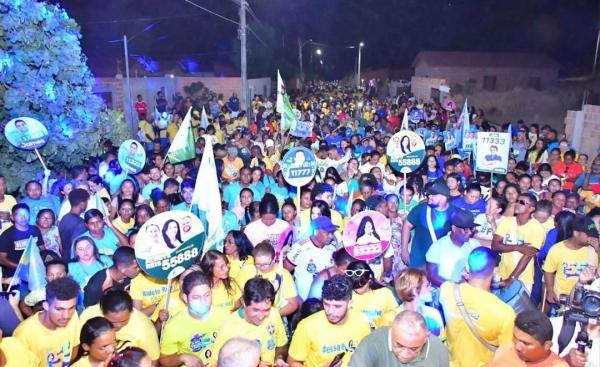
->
<box><xmin>329</xmin><ymin>352</ymin><xmax>345</xmax><ymax>367</ymax></box>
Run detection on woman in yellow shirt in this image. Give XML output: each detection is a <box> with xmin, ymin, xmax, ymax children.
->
<box><xmin>223</xmin><ymin>230</ymin><xmax>254</xmax><ymax>282</ymax></box>
<box><xmin>72</xmin><ymin>317</ymin><xmax>117</xmax><ymax>367</ymax></box>
<box><xmin>199</xmin><ymin>250</ymin><xmax>242</xmax><ymax>313</ymax></box>
<box><xmin>345</xmin><ymin>260</ymin><xmax>398</xmax><ymax>328</ymax></box>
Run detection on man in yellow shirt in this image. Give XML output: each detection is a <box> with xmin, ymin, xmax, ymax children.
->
<box><xmin>288</xmin><ymin>275</ymin><xmax>371</xmax><ymax>367</ymax></box>
<box><xmin>0</xmin><ymin>331</ymin><xmax>41</xmax><ymax>367</ymax></box>
<box><xmin>13</xmin><ymin>277</ymin><xmax>81</xmax><ymax>366</ymax></box>
<box><xmin>492</xmin><ymin>193</ymin><xmax>546</xmax><ymax>293</ymax></box>
<box><xmin>166</xmin><ymin>113</ymin><xmax>181</xmax><ymax>143</ymax></box>
<box><xmin>210</xmin><ymin>277</ymin><xmax>288</xmax><ymax>366</ymax></box>
<box><xmin>79</xmin><ymin>289</ymin><xmax>161</xmax><ymax>363</ymax></box>
<box><xmin>130</xmin><ymin>271</ymin><xmax>168</xmax><ymax>317</ymax></box>
<box><xmin>543</xmin><ymin>217</ymin><xmax>599</xmax><ymax>304</ymax></box>
<box><xmin>439</xmin><ymin>247</ymin><xmax>516</xmax><ymax>367</ymax></box>
<box><xmin>160</xmin><ymin>271</ymin><xmax>229</xmax><ymax>367</ymax></box>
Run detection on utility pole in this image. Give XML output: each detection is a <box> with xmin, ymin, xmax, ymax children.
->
<box><xmin>593</xmin><ymin>26</ymin><xmax>600</xmax><ymax>76</ymax></box>
<box><xmin>357</xmin><ymin>42</ymin><xmax>364</xmax><ymax>89</ymax></box>
<box><xmin>298</xmin><ymin>37</ymin><xmax>304</xmax><ymax>88</ymax></box>
<box><xmin>239</xmin><ymin>0</ymin><xmax>248</xmax><ymax>114</ymax></box>
<box><xmin>123</xmin><ymin>35</ymin><xmax>134</xmax><ymax>137</ymax></box>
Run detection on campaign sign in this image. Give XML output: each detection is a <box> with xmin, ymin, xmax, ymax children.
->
<box><xmin>342</xmin><ymin>210</ymin><xmax>391</xmax><ymax>261</ymax></box>
<box><xmin>387</xmin><ymin>131</ymin><xmax>426</xmax><ymax>174</ymax></box>
<box><xmin>409</xmin><ymin>109</ymin><xmax>424</xmax><ymax>123</ymax></box>
<box><xmin>475</xmin><ymin>132</ymin><xmax>510</xmax><ymax>174</ymax></box>
<box><xmin>118</xmin><ymin>139</ymin><xmax>146</xmax><ymax>174</ymax></box>
<box><xmin>290</xmin><ymin>120</ymin><xmax>314</xmax><ymax>138</ymax></box>
<box><xmin>444</xmin><ymin>98</ymin><xmax>456</xmax><ymax>112</ymax></box>
<box><xmin>444</xmin><ymin>130</ymin><xmax>457</xmax><ymax>151</ymax></box>
<box><xmin>4</xmin><ymin>117</ymin><xmax>49</xmax><ymax>150</ymax></box>
<box><xmin>135</xmin><ymin>211</ymin><xmax>206</xmax><ymax>280</ymax></box>
<box><xmin>280</xmin><ymin>147</ymin><xmax>317</xmax><ymax>187</ymax></box>
<box><xmin>275</xmin><ymin>226</ymin><xmax>295</xmax><ymax>261</ymax></box>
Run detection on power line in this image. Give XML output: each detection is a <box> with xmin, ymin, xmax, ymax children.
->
<box><xmin>182</xmin><ymin>0</ymin><xmax>240</xmax><ymax>26</ymax></box>
<box><xmin>79</xmin><ymin>13</ymin><xmax>207</xmax><ymax>25</ymax></box>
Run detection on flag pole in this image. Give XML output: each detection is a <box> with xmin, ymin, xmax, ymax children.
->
<box><xmin>159</xmin><ymin>277</ymin><xmax>174</xmax><ymax>341</ymax></box>
<box><xmin>6</xmin><ymin>236</ymin><xmax>33</xmax><ymax>294</ymax></box>
<box><xmin>403</xmin><ymin>172</ymin><xmax>408</xmax><ymax>216</ymax></box>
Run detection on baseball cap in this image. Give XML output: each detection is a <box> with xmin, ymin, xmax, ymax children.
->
<box><xmin>265</xmin><ymin>139</ymin><xmax>275</xmax><ymax>148</ymax></box>
<box><xmin>312</xmin><ymin>216</ymin><xmax>338</xmax><ymax>232</ymax></box>
<box><xmin>428</xmin><ymin>178</ymin><xmax>450</xmax><ymax>198</ymax></box>
<box><xmin>572</xmin><ymin>217</ymin><xmax>599</xmax><ymax>237</ymax></box>
<box><xmin>450</xmin><ymin>209</ymin><xmax>480</xmax><ymax>228</ymax></box>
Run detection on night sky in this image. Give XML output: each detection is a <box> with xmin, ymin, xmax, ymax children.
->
<box><xmin>56</xmin><ymin>0</ymin><xmax>599</xmax><ymax>79</ymax></box>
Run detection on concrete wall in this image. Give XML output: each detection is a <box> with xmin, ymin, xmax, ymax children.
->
<box><xmin>415</xmin><ymin>65</ymin><xmax>558</xmax><ymax>92</ymax></box>
<box><xmin>410</xmin><ymin>76</ymin><xmax>450</xmax><ymax>102</ymax></box>
<box><xmin>564</xmin><ymin>105</ymin><xmax>600</xmax><ymax>159</ymax></box>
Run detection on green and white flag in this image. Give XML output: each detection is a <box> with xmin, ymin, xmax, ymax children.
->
<box><xmin>277</xmin><ymin>70</ymin><xmax>298</xmax><ymax>132</ymax></box>
<box><xmin>165</xmin><ymin>107</ymin><xmax>195</xmax><ymax>164</ymax></box>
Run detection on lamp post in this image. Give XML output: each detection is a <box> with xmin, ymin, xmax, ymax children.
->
<box><xmin>357</xmin><ymin>42</ymin><xmax>364</xmax><ymax>89</ymax></box>
<box><xmin>298</xmin><ymin>38</ymin><xmax>313</xmax><ymax>87</ymax></box>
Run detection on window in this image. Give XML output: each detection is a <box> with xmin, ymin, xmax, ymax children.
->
<box><xmin>528</xmin><ymin>77</ymin><xmax>541</xmax><ymax>90</ymax></box>
<box><xmin>483</xmin><ymin>76</ymin><xmax>496</xmax><ymax>91</ymax></box>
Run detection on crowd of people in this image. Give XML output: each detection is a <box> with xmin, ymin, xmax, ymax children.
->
<box><xmin>0</xmin><ymin>80</ymin><xmax>599</xmax><ymax>367</ymax></box>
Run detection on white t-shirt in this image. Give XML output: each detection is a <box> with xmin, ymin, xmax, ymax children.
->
<box><xmin>474</xmin><ymin>214</ymin><xmax>503</xmax><ymax>243</ymax></box>
<box><xmin>287</xmin><ymin>238</ymin><xmax>336</xmax><ymax>300</ymax></box>
<box><xmin>244</xmin><ymin>218</ymin><xmax>290</xmax><ymax>248</ymax></box>
<box><xmin>425</xmin><ymin>234</ymin><xmax>481</xmax><ymax>283</ymax></box>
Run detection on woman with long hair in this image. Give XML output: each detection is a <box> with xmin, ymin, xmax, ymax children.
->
<box><xmin>355</xmin><ymin>215</ymin><xmax>381</xmax><ymax>245</ymax></box>
<box><xmin>223</xmin><ymin>230</ymin><xmax>255</xmax><ymax>281</ymax></box>
<box><xmin>502</xmin><ymin>183</ymin><xmax>521</xmax><ymax>217</ymax></box>
<box><xmin>345</xmin><ymin>260</ymin><xmax>398</xmax><ymax>328</ymax></box>
<box><xmin>69</xmin><ymin>236</ymin><xmax>113</xmax><ymax>289</ymax></box>
<box><xmin>423</xmin><ymin>155</ymin><xmax>444</xmax><ymax>183</ymax></box>
<box><xmin>36</xmin><ymin>208</ymin><xmax>61</xmax><ymax>257</ymax></box>
<box><xmin>199</xmin><ymin>250</ymin><xmax>242</xmax><ymax>312</ymax></box>
<box><xmin>162</xmin><ymin>219</ymin><xmax>182</xmax><ymax>249</ymax></box>
<box><xmin>527</xmin><ymin>139</ymin><xmax>548</xmax><ymax>168</ymax></box>
<box><xmin>250</xmin><ymin>166</ymin><xmax>267</xmax><ymax>198</ymax></box>
<box><xmin>446</xmin><ymin>173</ymin><xmax>463</xmax><ymax>202</ymax></box>
<box><xmin>133</xmin><ymin>204</ymin><xmax>154</xmax><ymax>229</ymax></box>
<box><xmin>232</xmin><ymin>188</ymin><xmax>254</xmax><ymax>226</ymax></box>
<box><xmin>111</xmin><ymin>179</ymin><xmax>144</xmax><ymax>219</ymax></box>
<box><xmin>72</xmin><ymin>317</ymin><xmax>117</xmax><ymax>367</ymax></box>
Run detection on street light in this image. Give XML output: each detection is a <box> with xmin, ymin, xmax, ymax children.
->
<box><xmin>357</xmin><ymin>42</ymin><xmax>364</xmax><ymax>88</ymax></box>
<box><xmin>298</xmin><ymin>38</ymin><xmax>313</xmax><ymax>87</ymax></box>
<box><xmin>316</xmin><ymin>49</ymin><xmax>322</xmax><ymax>56</ymax></box>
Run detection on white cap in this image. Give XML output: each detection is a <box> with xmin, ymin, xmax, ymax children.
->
<box><xmin>265</xmin><ymin>139</ymin><xmax>275</xmax><ymax>148</ymax></box>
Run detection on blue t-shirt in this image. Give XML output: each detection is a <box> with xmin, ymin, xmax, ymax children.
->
<box><xmin>575</xmin><ymin>173</ymin><xmax>600</xmax><ymax>186</ymax></box>
<box><xmin>19</xmin><ymin>195</ymin><xmax>60</xmax><ymax>225</ymax></box>
<box><xmin>451</xmin><ymin>197</ymin><xmax>487</xmax><ymax>217</ymax></box>
<box><xmin>223</xmin><ymin>182</ymin><xmax>263</xmax><ymax>210</ymax></box>
<box><xmin>406</xmin><ymin>203</ymin><xmax>457</xmax><ymax>267</ymax></box>
<box><xmin>75</xmin><ymin>228</ymin><xmax>119</xmax><ymax>257</ymax></box>
<box><xmin>426</xmin><ymin>168</ymin><xmax>444</xmax><ymax>183</ymax></box>
<box><xmin>68</xmin><ymin>255</ymin><xmax>113</xmax><ymax>289</ymax></box>
<box><xmin>268</xmin><ymin>183</ymin><xmax>291</xmax><ymax>205</ymax></box>
<box><xmin>141</xmin><ymin>182</ymin><xmax>162</xmax><ymax>201</ymax></box>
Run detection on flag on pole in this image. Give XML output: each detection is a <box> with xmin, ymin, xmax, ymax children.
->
<box><xmin>346</xmin><ymin>188</ymin><xmax>355</xmax><ymax>217</ymax></box>
<box><xmin>192</xmin><ymin>138</ymin><xmax>225</xmax><ymax>252</ymax></box>
<box><xmin>277</xmin><ymin>70</ymin><xmax>299</xmax><ymax>132</ymax></box>
<box><xmin>12</xmin><ymin>236</ymin><xmax>46</xmax><ymax>293</ymax></box>
<box><xmin>400</xmin><ymin>107</ymin><xmax>409</xmax><ymax>130</ymax></box>
<box><xmin>457</xmin><ymin>98</ymin><xmax>469</xmax><ymax>150</ymax></box>
<box><xmin>165</xmin><ymin>107</ymin><xmax>195</xmax><ymax>164</ymax></box>
<box><xmin>200</xmin><ymin>106</ymin><xmax>210</xmax><ymax>129</ymax></box>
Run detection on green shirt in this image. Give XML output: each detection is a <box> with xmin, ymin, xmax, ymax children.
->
<box><xmin>348</xmin><ymin>327</ymin><xmax>449</xmax><ymax>367</ymax></box>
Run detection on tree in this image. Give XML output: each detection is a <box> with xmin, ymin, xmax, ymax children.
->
<box><xmin>0</xmin><ymin>0</ymin><xmax>129</xmax><ymax>188</ymax></box>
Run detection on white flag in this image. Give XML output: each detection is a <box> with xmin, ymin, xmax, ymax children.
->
<box><xmin>276</xmin><ymin>69</ymin><xmax>285</xmax><ymax>113</ymax></box>
<box><xmin>200</xmin><ymin>106</ymin><xmax>210</xmax><ymax>129</ymax></box>
<box><xmin>192</xmin><ymin>138</ymin><xmax>225</xmax><ymax>252</ymax></box>
<box><xmin>165</xmin><ymin>107</ymin><xmax>195</xmax><ymax>164</ymax></box>
<box><xmin>400</xmin><ymin>107</ymin><xmax>409</xmax><ymax>130</ymax></box>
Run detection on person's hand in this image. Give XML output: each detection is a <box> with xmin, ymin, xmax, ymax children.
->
<box><xmin>497</xmin><ymin>277</ymin><xmax>515</xmax><ymax>289</ymax></box>
<box><xmin>400</xmin><ymin>249</ymin><xmax>410</xmax><ymax>266</ymax></box>
<box><xmin>565</xmin><ymin>348</ymin><xmax>587</xmax><ymax>367</ymax></box>
<box><xmin>0</xmin><ymin>211</ymin><xmax>10</xmax><ymax>221</ymax></box>
<box><xmin>180</xmin><ymin>354</ymin><xmax>204</xmax><ymax>367</ymax></box>
<box><xmin>578</xmin><ymin>266</ymin><xmax>597</xmax><ymax>285</ymax></box>
<box><xmin>545</xmin><ymin>288</ymin><xmax>559</xmax><ymax>304</ymax></box>
<box><xmin>325</xmin><ymin>359</ymin><xmax>343</xmax><ymax>367</ymax></box>
<box><xmin>274</xmin><ymin>359</ymin><xmax>289</xmax><ymax>367</ymax></box>
<box><xmin>158</xmin><ymin>309</ymin><xmax>169</xmax><ymax>322</ymax></box>
<box><xmin>517</xmin><ymin>244</ymin><xmax>538</xmax><ymax>257</ymax></box>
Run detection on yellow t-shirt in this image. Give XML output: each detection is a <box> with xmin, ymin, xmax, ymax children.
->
<box><xmin>129</xmin><ymin>272</ymin><xmax>169</xmax><ymax>309</ymax></box>
<box><xmin>494</xmin><ymin>217</ymin><xmax>546</xmax><ymax>285</ymax></box>
<box><xmin>79</xmin><ymin>305</ymin><xmax>160</xmax><ymax>360</ymax></box>
<box><xmin>580</xmin><ymin>190</ymin><xmax>600</xmax><ymax>213</ymax></box>
<box><xmin>543</xmin><ymin>241</ymin><xmax>599</xmax><ymax>296</ymax></box>
<box><xmin>138</xmin><ymin>120</ymin><xmax>155</xmax><ymax>142</ymax></box>
<box><xmin>211</xmin><ymin>280</ymin><xmax>242</xmax><ymax>313</ymax></box>
<box><xmin>540</xmin><ymin>217</ymin><xmax>555</xmax><ymax>233</ymax></box>
<box><xmin>161</xmin><ymin>307</ymin><xmax>229</xmax><ymax>364</ymax></box>
<box><xmin>288</xmin><ymin>310</ymin><xmax>371</xmax><ymax>367</ymax></box>
<box><xmin>227</xmin><ymin>255</ymin><xmax>254</xmax><ymax>284</ymax></box>
<box><xmin>166</xmin><ymin>122</ymin><xmax>180</xmax><ymax>142</ymax></box>
<box><xmin>210</xmin><ymin>307</ymin><xmax>288</xmax><ymax>365</ymax></box>
<box><xmin>439</xmin><ymin>282</ymin><xmax>515</xmax><ymax>367</ymax></box>
<box><xmin>250</xmin><ymin>156</ymin><xmax>273</xmax><ymax>171</ymax></box>
<box><xmin>0</xmin><ymin>336</ymin><xmax>40</xmax><ymax>367</ymax></box>
<box><xmin>0</xmin><ymin>194</ymin><xmax>16</xmax><ymax>234</ymax></box>
<box><xmin>13</xmin><ymin>311</ymin><xmax>80</xmax><ymax>366</ymax></box>
<box><xmin>222</xmin><ymin>157</ymin><xmax>244</xmax><ymax>183</ymax></box>
<box><xmin>236</xmin><ymin>266</ymin><xmax>298</xmax><ymax>310</ymax></box>
<box><xmin>112</xmin><ymin>216</ymin><xmax>134</xmax><ymax>235</ymax></box>
<box><xmin>351</xmin><ymin>288</ymin><xmax>398</xmax><ymax>328</ymax></box>
<box><xmin>151</xmin><ymin>289</ymin><xmax>186</xmax><ymax>322</ymax></box>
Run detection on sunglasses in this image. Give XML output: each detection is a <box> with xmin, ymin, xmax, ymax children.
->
<box><xmin>517</xmin><ymin>199</ymin><xmax>530</xmax><ymax>206</ymax></box>
<box><xmin>345</xmin><ymin>269</ymin><xmax>369</xmax><ymax>277</ymax></box>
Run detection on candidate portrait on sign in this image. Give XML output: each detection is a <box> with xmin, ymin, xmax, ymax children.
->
<box><xmin>9</xmin><ymin>119</ymin><xmax>47</xmax><ymax>149</ymax></box>
<box><xmin>355</xmin><ymin>216</ymin><xmax>381</xmax><ymax>246</ymax></box>
<box><xmin>290</xmin><ymin>150</ymin><xmax>306</xmax><ymax>168</ymax></box>
<box><xmin>482</xmin><ymin>144</ymin><xmax>503</xmax><ymax>168</ymax></box>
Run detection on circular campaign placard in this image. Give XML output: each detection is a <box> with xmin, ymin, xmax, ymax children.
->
<box><xmin>342</xmin><ymin>210</ymin><xmax>392</xmax><ymax>261</ymax></box>
<box><xmin>387</xmin><ymin>130</ymin><xmax>426</xmax><ymax>174</ymax></box>
<box><xmin>135</xmin><ymin>211</ymin><xmax>206</xmax><ymax>280</ymax></box>
<box><xmin>4</xmin><ymin>117</ymin><xmax>49</xmax><ymax>150</ymax></box>
<box><xmin>118</xmin><ymin>139</ymin><xmax>147</xmax><ymax>174</ymax></box>
<box><xmin>280</xmin><ymin>147</ymin><xmax>317</xmax><ymax>187</ymax></box>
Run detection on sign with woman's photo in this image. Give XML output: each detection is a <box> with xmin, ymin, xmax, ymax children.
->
<box><xmin>135</xmin><ymin>211</ymin><xmax>206</xmax><ymax>279</ymax></box>
<box><xmin>475</xmin><ymin>132</ymin><xmax>510</xmax><ymax>174</ymax></box>
<box><xmin>118</xmin><ymin>139</ymin><xmax>147</xmax><ymax>174</ymax></box>
<box><xmin>4</xmin><ymin>117</ymin><xmax>49</xmax><ymax>150</ymax></box>
<box><xmin>280</xmin><ymin>147</ymin><xmax>317</xmax><ymax>187</ymax></box>
<box><xmin>387</xmin><ymin>130</ymin><xmax>426</xmax><ymax>173</ymax></box>
<box><xmin>342</xmin><ymin>210</ymin><xmax>391</xmax><ymax>261</ymax></box>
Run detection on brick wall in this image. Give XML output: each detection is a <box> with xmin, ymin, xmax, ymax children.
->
<box><xmin>564</xmin><ymin>104</ymin><xmax>600</xmax><ymax>159</ymax></box>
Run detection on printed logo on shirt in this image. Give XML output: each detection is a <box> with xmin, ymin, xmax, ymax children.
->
<box><xmin>14</xmin><ymin>238</ymin><xmax>29</xmax><ymax>251</ymax></box>
<box><xmin>306</xmin><ymin>262</ymin><xmax>317</xmax><ymax>274</ymax></box>
<box><xmin>46</xmin><ymin>340</ymin><xmax>72</xmax><ymax>366</ymax></box>
<box><xmin>190</xmin><ymin>332</ymin><xmax>215</xmax><ymax>353</ymax></box>
<box><xmin>321</xmin><ymin>339</ymin><xmax>357</xmax><ymax>354</ymax></box>
<box><xmin>562</xmin><ymin>262</ymin><xmax>590</xmax><ymax>278</ymax></box>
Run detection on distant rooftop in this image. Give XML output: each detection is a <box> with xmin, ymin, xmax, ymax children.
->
<box><xmin>412</xmin><ymin>51</ymin><xmax>560</xmax><ymax>69</ymax></box>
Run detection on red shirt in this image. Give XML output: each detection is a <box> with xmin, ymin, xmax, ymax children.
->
<box><xmin>551</xmin><ymin>162</ymin><xmax>583</xmax><ymax>190</ymax></box>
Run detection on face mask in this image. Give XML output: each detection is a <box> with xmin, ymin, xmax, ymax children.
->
<box><xmin>188</xmin><ymin>300</ymin><xmax>210</xmax><ymax>318</ymax></box>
